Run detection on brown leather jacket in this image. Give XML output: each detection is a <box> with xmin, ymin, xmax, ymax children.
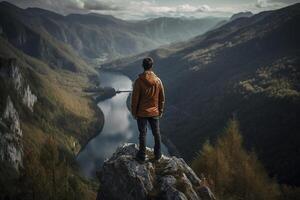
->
<box><xmin>131</xmin><ymin>70</ymin><xmax>165</xmax><ymax>118</ymax></box>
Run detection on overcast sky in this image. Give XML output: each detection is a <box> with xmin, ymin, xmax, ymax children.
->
<box><xmin>2</xmin><ymin>0</ymin><xmax>300</xmax><ymax>19</ymax></box>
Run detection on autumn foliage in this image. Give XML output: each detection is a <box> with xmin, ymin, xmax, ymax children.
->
<box><xmin>192</xmin><ymin>119</ymin><xmax>281</xmax><ymax>200</ymax></box>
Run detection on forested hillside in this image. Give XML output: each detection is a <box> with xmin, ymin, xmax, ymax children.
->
<box><xmin>0</xmin><ymin>14</ymin><xmax>102</xmax><ymax>200</ymax></box>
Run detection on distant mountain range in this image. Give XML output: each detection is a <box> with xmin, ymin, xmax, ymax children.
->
<box><xmin>0</xmin><ymin>1</ymin><xmax>225</xmax><ymax>63</ymax></box>
<box><xmin>103</xmin><ymin>3</ymin><xmax>300</xmax><ymax>186</ymax></box>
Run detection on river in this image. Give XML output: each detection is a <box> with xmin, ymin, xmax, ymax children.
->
<box><xmin>76</xmin><ymin>71</ymin><xmax>169</xmax><ymax>178</ymax></box>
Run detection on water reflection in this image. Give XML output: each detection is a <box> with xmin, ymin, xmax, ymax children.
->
<box><xmin>76</xmin><ymin>71</ymin><xmax>169</xmax><ymax>178</ymax></box>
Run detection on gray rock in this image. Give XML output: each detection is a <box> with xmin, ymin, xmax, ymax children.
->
<box><xmin>98</xmin><ymin>143</ymin><xmax>215</xmax><ymax>200</ymax></box>
<box><xmin>163</xmin><ymin>187</ymin><xmax>188</xmax><ymax>200</ymax></box>
<box><xmin>198</xmin><ymin>186</ymin><xmax>216</xmax><ymax>200</ymax></box>
<box><xmin>0</xmin><ymin>58</ymin><xmax>37</xmax><ymax>112</ymax></box>
<box><xmin>0</xmin><ymin>96</ymin><xmax>23</xmax><ymax>170</ymax></box>
<box><xmin>160</xmin><ymin>175</ymin><xmax>177</xmax><ymax>191</ymax></box>
<box><xmin>0</xmin><ymin>59</ymin><xmax>21</xmax><ymax>91</ymax></box>
<box><xmin>23</xmin><ymin>85</ymin><xmax>37</xmax><ymax>112</ymax></box>
<box><xmin>11</xmin><ymin>63</ymin><xmax>22</xmax><ymax>92</ymax></box>
<box><xmin>159</xmin><ymin>175</ymin><xmax>187</xmax><ymax>200</ymax></box>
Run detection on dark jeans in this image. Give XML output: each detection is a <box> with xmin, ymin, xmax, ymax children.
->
<box><xmin>136</xmin><ymin>117</ymin><xmax>161</xmax><ymax>159</ymax></box>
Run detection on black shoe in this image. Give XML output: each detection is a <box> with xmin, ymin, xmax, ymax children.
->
<box><xmin>135</xmin><ymin>153</ymin><xmax>146</xmax><ymax>163</ymax></box>
<box><xmin>154</xmin><ymin>153</ymin><xmax>162</xmax><ymax>161</ymax></box>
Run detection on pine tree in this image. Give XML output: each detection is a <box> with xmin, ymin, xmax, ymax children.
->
<box><xmin>192</xmin><ymin>119</ymin><xmax>281</xmax><ymax>200</ymax></box>
<box><xmin>20</xmin><ymin>136</ymin><xmax>89</xmax><ymax>200</ymax></box>
<box><xmin>40</xmin><ymin>137</ymin><xmax>59</xmax><ymax>200</ymax></box>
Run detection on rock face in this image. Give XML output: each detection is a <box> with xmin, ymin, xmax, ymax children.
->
<box><xmin>98</xmin><ymin>143</ymin><xmax>215</xmax><ymax>200</ymax></box>
<box><xmin>22</xmin><ymin>85</ymin><xmax>37</xmax><ymax>112</ymax></box>
<box><xmin>0</xmin><ymin>96</ymin><xmax>23</xmax><ymax>170</ymax></box>
<box><xmin>0</xmin><ymin>58</ymin><xmax>37</xmax><ymax>112</ymax></box>
<box><xmin>0</xmin><ymin>58</ymin><xmax>38</xmax><ymax>170</ymax></box>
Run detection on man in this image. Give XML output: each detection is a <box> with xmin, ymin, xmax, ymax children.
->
<box><xmin>131</xmin><ymin>57</ymin><xmax>165</xmax><ymax>162</ymax></box>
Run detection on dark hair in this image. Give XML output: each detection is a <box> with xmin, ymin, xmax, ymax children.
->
<box><xmin>142</xmin><ymin>57</ymin><xmax>153</xmax><ymax>70</ymax></box>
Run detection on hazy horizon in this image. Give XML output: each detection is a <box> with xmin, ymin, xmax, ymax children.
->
<box><xmin>2</xmin><ymin>0</ymin><xmax>300</xmax><ymax>20</ymax></box>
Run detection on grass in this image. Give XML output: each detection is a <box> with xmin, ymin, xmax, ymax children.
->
<box><xmin>40</xmin><ymin>71</ymin><xmax>95</xmax><ymax>119</ymax></box>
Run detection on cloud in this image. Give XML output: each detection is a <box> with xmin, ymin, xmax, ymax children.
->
<box><xmin>271</xmin><ymin>0</ymin><xmax>300</xmax><ymax>3</ymax></box>
<box><xmin>93</xmin><ymin>1</ymin><xmax>221</xmax><ymax>19</ymax></box>
<box><xmin>83</xmin><ymin>0</ymin><xmax>120</xmax><ymax>11</ymax></box>
<box><xmin>124</xmin><ymin>1</ymin><xmax>211</xmax><ymax>14</ymax></box>
<box><xmin>255</xmin><ymin>0</ymin><xmax>300</xmax><ymax>8</ymax></box>
<box><xmin>6</xmin><ymin>0</ymin><xmax>298</xmax><ymax>20</ymax></box>
<box><xmin>121</xmin><ymin>2</ymin><xmax>216</xmax><ymax>18</ymax></box>
<box><xmin>196</xmin><ymin>5</ymin><xmax>211</xmax><ymax>12</ymax></box>
<box><xmin>255</xmin><ymin>0</ymin><xmax>269</xmax><ymax>8</ymax></box>
<box><xmin>43</xmin><ymin>0</ymin><xmax>120</xmax><ymax>11</ymax></box>
<box><xmin>2</xmin><ymin>0</ymin><xmax>120</xmax><ymax>12</ymax></box>
<box><xmin>173</xmin><ymin>4</ymin><xmax>211</xmax><ymax>13</ymax></box>
<box><xmin>1</xmin><ymin>0</ymin><xmax>235</xmax><ymax>19</ymax></box>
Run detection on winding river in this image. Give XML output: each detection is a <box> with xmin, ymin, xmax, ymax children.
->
<box><xmin>76</xmin><ymin>71</ymin><xmax>169</xmax><ymax>178</ymax></box>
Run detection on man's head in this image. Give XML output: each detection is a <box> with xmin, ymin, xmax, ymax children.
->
<box><xmin>142</xmin><ymin>57</ymin><xmax>153</xmax><ymax>70</ymax></box>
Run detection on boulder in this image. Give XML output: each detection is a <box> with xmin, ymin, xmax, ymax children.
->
<box><xmin>98</xmin><ymin>143</ymin><xmax>215</xmax><ymax>200</ymax></box>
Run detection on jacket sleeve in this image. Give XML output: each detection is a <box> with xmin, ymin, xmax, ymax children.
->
<box><xmin>158</xmin><ymin>79</ymin><xmax>165</xmax><ymax>115</ymax></box>
<box><xmin>131</xmin><ymin>79</ymin><xmax>141</xmax><ymax>117</ymax></box>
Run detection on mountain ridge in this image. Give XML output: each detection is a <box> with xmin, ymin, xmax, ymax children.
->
<box><xmin>0</xmin><ymin>1</ymin><xmax>226</xmax><ymax>63</ymax></box>
<box><xmin>230</xmin><ymin>11</ymin><xmax>253</xmax><ymax>21</ymax></box>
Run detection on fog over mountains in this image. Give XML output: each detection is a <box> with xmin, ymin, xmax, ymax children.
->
<box><xmin>0</xmin><ymin>1</ymin><xmax>225</xmax><ymax>64</ymax></box>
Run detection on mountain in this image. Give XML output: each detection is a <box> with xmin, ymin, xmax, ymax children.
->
<box><xmin>0</xmin><ymin>14</ymin><xmax>103</xmax><ymax>200</ymax></box>
<box><xmin>132</xmin><ymin>17</ymin><xmax>225</xmax><ymax>45</ymax></box>
<box><xmin>0</xmin><ymin>1</ymin><xmax>225</xmax><ymax>63</ymax></box>
<box><xmin>0</xmin><ymin>3</ymin><xmax>94</xmax><ymax>73</ymax></box>
<box><xmin>103</xmin><ymin>3</ymin><xmax>300</xmax><ymax>185</ymax></box>
<box><xmin>230</xmin><ymin>11</ymin><xmax>253</xmax><ymax>21</ymax></box>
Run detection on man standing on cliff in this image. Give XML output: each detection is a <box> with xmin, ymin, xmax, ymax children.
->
<box><xmin>131</xmin><ymin>57</ymin><xmax>165</xmax><ymax>162</ymax></box>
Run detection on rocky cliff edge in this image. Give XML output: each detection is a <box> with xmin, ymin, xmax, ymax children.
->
<box><xmin>97</xmin><ymin>143</ymin><xmax>215</xmax><ymax>200</ymax></box>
